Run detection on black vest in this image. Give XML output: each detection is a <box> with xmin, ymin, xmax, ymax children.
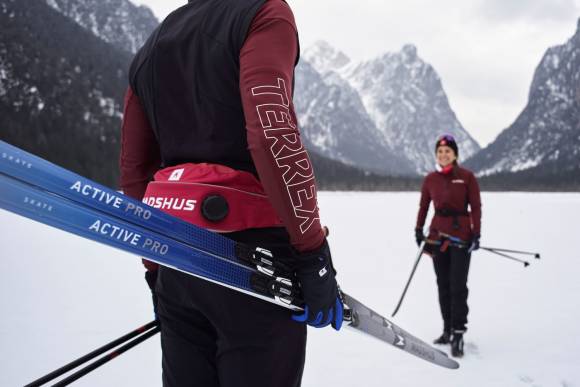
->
<box><xmin>129</xmin><ymin>0</ymin><xmax>272</xmax><ymax>173</ymax></box>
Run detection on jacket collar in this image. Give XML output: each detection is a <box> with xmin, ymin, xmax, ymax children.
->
<box><xmin>436</xmin><ymin>163</ymin><xmax>455</xmax><ymax>175</ymax></box>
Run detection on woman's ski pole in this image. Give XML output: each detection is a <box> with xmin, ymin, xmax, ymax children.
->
<box><xmin>480</xmin><ymin>246</ymin><xmax>540</xmax><ymax>259</ymax></box>
<box><xmin>480</xmin><ymin>247</ymin><xmax>531</xmax><ymax>267</ymax></box>
<box><xmin>392</xmin><ymin>242</ymin><xmax>425</xmax><ymax>317</ymax></box>
<box><xmin>24</xmin><ymin>320</ymin><xmax>159</xmax><ymax>387</ymax></box>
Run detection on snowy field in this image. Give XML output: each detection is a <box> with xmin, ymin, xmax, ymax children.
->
<box><xmin>1</xmin><ymin>192</ymin><xmax>579</xmax><ymax>387</ymax></box>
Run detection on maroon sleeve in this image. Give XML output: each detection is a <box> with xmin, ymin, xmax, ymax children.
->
<box><xmin>416</xmin><ymin>177</ymin><xmax>431</xmax><ymax>230</ymax></box>
<box><xmin>239</xmin><ymin>1</ymin><xmax>325</xmax><ymax>252</ymax></box>
<box><xmin>119</xmin><ymin>87</ymin><xmax>162</xmax><ymax>273</ymax></box>
<box><xmin>119</xmin><ymin>87</ymin><xmax>161</xmax><ymax>201</ymax></box>
<box><xmin>468</xmin><ymin>172</ymin><xmax>482</xmax><ymax>236</ymax></box>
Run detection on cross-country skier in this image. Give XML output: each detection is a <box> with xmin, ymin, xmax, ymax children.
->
<box><xmin>414</xmin><ymin>134</ymin><xmax>482</xmax><ymax>357</ymax></box>
<box><xmin>119</xmin><ymin>1</ymin><xmax>343</xmax><ymax>385</ymax></box>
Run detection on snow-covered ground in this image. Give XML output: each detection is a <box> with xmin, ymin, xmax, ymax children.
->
<box><xmin>1</xmin><ymin>192</ymin><xmax>579</xmax><ymax>387</ymax></box>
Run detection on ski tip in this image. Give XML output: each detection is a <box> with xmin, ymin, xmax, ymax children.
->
<box><xmin>447</xmin><ymin>359</ymin><xmax>460</xmax><ymax>369</ymax></box>
<box><xmin>436</xmin><ymin>351</ymin><xmax>460</xmax><ymax>369</ymax></box>
<box><xmin>535</xmin><ymin>254</ymin><xmax>541</xmax><ymax>259</ymax></box>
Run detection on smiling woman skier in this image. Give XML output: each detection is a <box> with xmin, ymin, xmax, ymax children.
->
<box><xmin>414</xmin><ymin>134</ymin><xmax>482</xmax><ymax>357</ymax></box>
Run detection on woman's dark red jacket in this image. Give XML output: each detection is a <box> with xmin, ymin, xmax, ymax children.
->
<box><xmin>416</xmin><ymin>165</ymin><xmax>481</xmax><ymax>242</ymax></box>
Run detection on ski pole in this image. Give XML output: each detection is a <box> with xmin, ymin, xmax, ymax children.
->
<box><xmin>392</xmin><ymin>242</ymin><xmax>425</xmax><ymax>317</ymax></box>
<box><xmin>24</xmin><ymin>320</ymin><xmax>159</xmax><ymax>387</ymax></box>
<box><xmin>480</xmin><ymin>246</ymin><xmax>541</xmax><ymax>259</ymax></box>
<box><xmin>480</xmin><ymin>247</ymin><xmax>530</xmax><ymax>267</ymax></box>
<box><xmin>51</xmin><ymin>325</ymin><xmax>161</xmax><ymax>387</ymax></box>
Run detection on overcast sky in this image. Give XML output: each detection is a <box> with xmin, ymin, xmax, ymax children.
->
<box><xmin>134</xmin><ymin>0</ymin><xmax>580</xmax><ymax>147</ymax></box>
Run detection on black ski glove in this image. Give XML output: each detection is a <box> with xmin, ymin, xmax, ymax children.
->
<box><xmin>292</xmin><ymin>239</ymin><xmax>343</xmax><ymax>331</ymax></box>
<box><xmin>415</xmin><ymin>228</ymin><xmax>425</xmax><ymax>247</ymax></box>
<box><xmin>469</xmin><ymin>235</ymin><xmax>480</xmax><ymax>253</ymax></box>
<box><xmin>144</xmin><ymin>269</ymin><xmax>159</xmax><ymax>318</ymax></box>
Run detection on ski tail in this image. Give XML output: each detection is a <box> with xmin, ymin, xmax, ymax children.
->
<box><xmin>342</xmin><ymin>292</ymin><xmax>459</xmax><ymax>369</ymax></box>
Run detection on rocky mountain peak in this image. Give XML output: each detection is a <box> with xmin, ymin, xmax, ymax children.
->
<box><xmin>297</xmin><ymin>41</ymin><xmax>479</xmax><ymax>174</ymax></box>
<box><xmin>343</xmin><ymin>45</ymin><xmax>479</xmax><ymax>172</ymax></box>
<box><xmin>401</xmin><ymin>44</ymin><xmax>418</xmax><ymax>62</ymax></box>
<box><xmin>303</xmin><ymin>40</ymin><xmax>351</xmax><ymax>74</ymax></box>
<box><xmin>465</xmin><ymin>18</ymin><xmax>580</xmax><ymax>176</ymax></box>
<box><xmin>573</xmin><ymin>17</ymin><xmax>580</xmax><ymax>45</ymax></box>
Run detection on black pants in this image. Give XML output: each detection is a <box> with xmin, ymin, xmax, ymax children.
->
<box><xmin>155</xmin><ymin>228</ymin><xmax>306</xmax><ymax>387</ymax></box>
<box><xmin>432</xmin><ymin>245</ymin><xmax>471</xmax><ymax>333</ymax></box>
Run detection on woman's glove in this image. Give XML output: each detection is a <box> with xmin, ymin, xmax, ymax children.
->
<box><xmin>415</xmin><ymin>228</ymin><xmax>425</xmax><ymax>247</ymax></box>
<box><xmin>469</xmin><ymin>235</ymin><xmax>480</xmax><ymax>253</ymax></box>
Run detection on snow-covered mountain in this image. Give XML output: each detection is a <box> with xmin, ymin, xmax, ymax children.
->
<box><xmin>344</xmin><ymin>44</ymin><xmax>480</xmax><ymax>173</ymax></box>
<box><xmin>0</xmin><ymin>0</ymin><xmax>414</xmax><ymax>188</ymax></box>
<box><xmin>44</xmin><ymin>0</ymin><xmax>158</xmax><ymax>53</ymax></box>
<box><xmin>295</xmin><ymin>58</ymin><xmax>414</xmax><ymax>176</ymax></box>
<box><xmin>300</xmin><ymin>41</ymin><xmax>480</xmax><ymax>174</ymax></box>
<box><xmin>0</xmin><ymin>0</ymin><xmax>135</xmax><ymax>187</ymax></box>
<box><xmin>466</xmin><ymin>19</ymin><xmax>580</xmax><ymax>177</ymax></box>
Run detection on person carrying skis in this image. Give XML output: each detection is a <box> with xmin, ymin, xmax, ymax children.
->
<box><xmin>119</xmin><ymin>0</ymin><xmax>343</xmax><ymax>386</ymax></box>
<box><xmin>414</xmin><ymin>134</ymin><xmax>481</xmax><ymax>357</ymax></box>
